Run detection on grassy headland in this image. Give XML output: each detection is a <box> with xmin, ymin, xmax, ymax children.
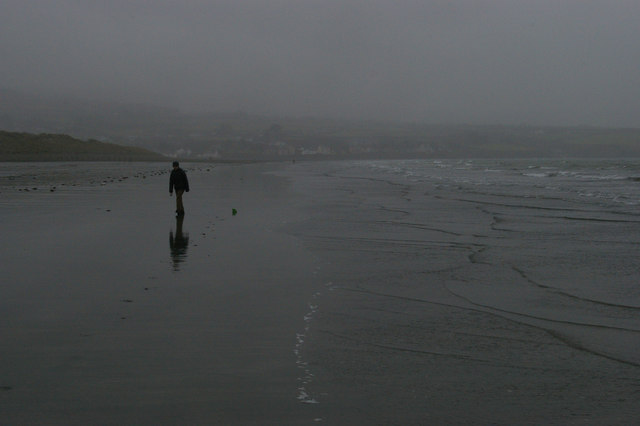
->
<box><xmin>0</xmin><ymin>131</ymin><xmax>166</xmax><ymax>161</ymax></box>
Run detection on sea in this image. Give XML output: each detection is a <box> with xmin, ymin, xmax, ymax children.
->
<box><xmin>356</xmin><ymin>158</ymin><xmax>640</xmax><ymax>212</ymax></box>
<box><xmin>282</xmin><ymin>157</ymin><xmax>640</xmax><ymax>370</ymax></box>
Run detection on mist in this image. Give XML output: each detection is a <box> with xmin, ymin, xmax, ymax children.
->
<box><xmin>2</xmin><ymin>0</ymin><xmax>640</xmax><ymax>127</ymax></box>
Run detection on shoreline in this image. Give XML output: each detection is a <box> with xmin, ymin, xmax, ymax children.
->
<box><xmin>276</xmin><ymin>159</ymin><xmax>640</xmax><ymax>424</ymax></box>
<box><xmin>2</xmin><ymin>159</ymin><xmax>639</xmax><ymax>424</ymax></box>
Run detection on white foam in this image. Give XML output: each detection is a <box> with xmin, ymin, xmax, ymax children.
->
<box><xmin>294</xmin><ymin>286</ymin><xmax>329</xmax><ymax>405</ymax></box>
<box><xmin>297</xmin><ymin>389</ymin><xmax>319</xmax><ymax>404</ymax></box>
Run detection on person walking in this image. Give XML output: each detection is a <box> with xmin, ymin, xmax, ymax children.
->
<box><xmin>169</xmin><ymin>161</ymin><xmax>189</xmax><ymax>216</ymax></box>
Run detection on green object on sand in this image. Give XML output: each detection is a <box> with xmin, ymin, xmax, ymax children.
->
<box><xmin>232</xmin><ymin>208</ymin><xmax>238</xmax><ymax>216</ymax></box>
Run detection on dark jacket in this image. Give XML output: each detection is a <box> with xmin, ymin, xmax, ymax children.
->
<box><xmin>169</xmin><ymin>168</ymin><xmax>190</xmax><ymax>192</ymax></box>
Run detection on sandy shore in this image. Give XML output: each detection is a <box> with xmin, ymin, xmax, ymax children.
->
<box><xmin>1</xmin><ymin>162</ymin><xmax>325</xmax><ymax>424</ymax></box>
<box><xmin>1</xmin><ymin>160</ymin><xmax>639</xmax><ymax>425</ymax></box>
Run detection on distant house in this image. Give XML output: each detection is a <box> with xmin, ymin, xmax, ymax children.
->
<box><xmin>316</xmin><ymin>145</ymin><xmax>334</xmax><ymax>155</ymax></box>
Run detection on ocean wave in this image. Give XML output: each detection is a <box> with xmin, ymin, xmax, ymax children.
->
<box><xmin>354</xmin><ymin>158</ymin><xmax>640</xmax><ymax>210</ymax></box>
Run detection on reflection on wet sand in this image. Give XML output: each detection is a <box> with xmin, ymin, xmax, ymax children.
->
<box><xmin>169</xmin><ymin>215</ymin><xmax>189</xmax><ymax>270</ymax></box>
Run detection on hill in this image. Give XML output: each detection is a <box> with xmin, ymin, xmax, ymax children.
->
<box><xmin>0</xmin><ymin>131</ymin><xmax>167</xmax><ymax>161</ymax></box>
<box><xmin>1</xmin><ymin>90</ymin><xmax>639</xmax><ymax>159</ymax></box>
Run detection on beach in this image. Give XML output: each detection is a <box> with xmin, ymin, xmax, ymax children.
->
<box><xmin>1</xmin><ymin>162</ymin><xmax>324</xmax><ymax>424</ymax></box>
<box><xmin>1</xmin><ymin>159</ymin><xmax>639</xmax><ymax>424</ymax></box>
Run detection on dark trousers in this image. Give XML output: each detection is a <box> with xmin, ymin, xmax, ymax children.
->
<box><xmin>175</xmin><ymin>189</ymin><xmax>185</xmax><ymax>213</ymax></box>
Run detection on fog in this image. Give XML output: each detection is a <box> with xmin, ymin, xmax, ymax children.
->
<box><xmin>2</xmin><ymin>0</ymin><xmax>640</xmax><ymax>127</ymax></box>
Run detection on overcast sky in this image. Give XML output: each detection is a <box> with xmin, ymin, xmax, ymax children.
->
<box><xmin>2</xmin><ymin>0</ymin><xmax>639</xmax><ymax>126</ymax></box>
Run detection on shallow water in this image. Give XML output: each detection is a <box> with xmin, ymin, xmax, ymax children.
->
<box><xmin>277</xmin><ymin>158</ymin><xmax>640</xmax><ymax>423</ymax></box>
<box><xmin>360</xmin><ymin>158</ymin><xmax>640</xmax><ymax>209</ymax></box>
<box><xmin>291</xmin><ymin>158</ymin><xmax>640</xmax><ymax>352</ymax></box>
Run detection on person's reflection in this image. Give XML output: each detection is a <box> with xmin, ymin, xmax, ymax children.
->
<box><xmin>169</xmin><ymin>214</ymin><xmax>189</xmax><ymax>271</ymax></box>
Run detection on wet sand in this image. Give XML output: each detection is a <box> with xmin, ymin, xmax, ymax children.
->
<box><xmin>1</xmin><ymin>160</ymin><xmax>639</xmax><ymax>425</ymax></box>
<box><xmin>1</xmin><ymin>163</ymin><xmax>324</xmax><ymax>424</ymax></box>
